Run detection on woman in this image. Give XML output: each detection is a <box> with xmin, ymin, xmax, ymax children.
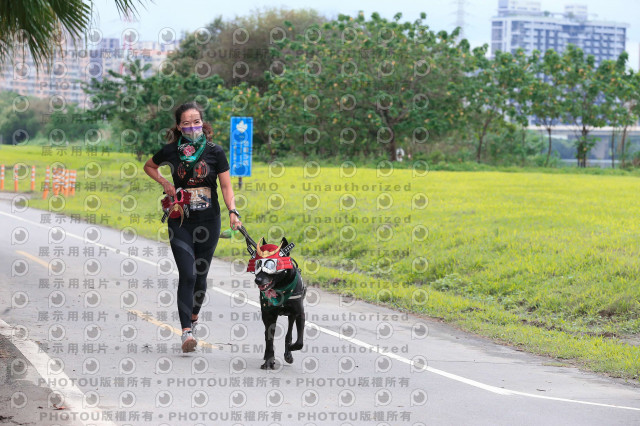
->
<box><xmin>144</xmin><ymin>102</ymin><xmax>242</xmax><ymax>353</ymax></box>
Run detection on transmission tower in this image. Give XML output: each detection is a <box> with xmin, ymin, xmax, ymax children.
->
<box><xmin>453</xmin><ymin>0</ymin><xmax>468</xmax><ymax>40</ymax></box>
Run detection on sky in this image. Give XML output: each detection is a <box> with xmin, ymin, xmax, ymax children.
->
<box><xmin>93</xmin><ymin>0</ymin><xmax>640</xmax><ymax>69</ymax></box>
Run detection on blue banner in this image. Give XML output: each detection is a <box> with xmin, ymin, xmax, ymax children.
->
<box><xmin>229</xmin><ymin>117</ymin><xmax>253</xmax><ymax>177</ymax></box>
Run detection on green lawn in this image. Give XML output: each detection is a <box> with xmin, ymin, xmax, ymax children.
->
<box><xmin>2</xmin><ymin>145</ymin><xmax>639</xmax><ymax>380</ymax></box>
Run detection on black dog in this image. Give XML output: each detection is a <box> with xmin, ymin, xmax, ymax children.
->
<box><xmin>238</xmin><ymin>227</ymin><xmax>306</xmax><ymax>370</ymax></box>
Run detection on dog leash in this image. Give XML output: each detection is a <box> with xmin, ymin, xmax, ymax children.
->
<box><xmin>237</xmin><ymin>226</ymin><xmax>257</xmax><ymax>257</ymax></box>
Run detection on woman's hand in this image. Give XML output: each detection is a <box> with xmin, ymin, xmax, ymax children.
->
<box><xmin>162</xmin><ymin>180</ymin><xmax>176</xmax><ymax>197</ymax></box>
<box><xmin>230</xmin><ymin>214</ymin><xmax>242</xmax><ymax>230</ymax></box>
<box><xmin>144</xmin><ymin>158</ymin><xmax>175</xmax><ymax>197</ymax></box>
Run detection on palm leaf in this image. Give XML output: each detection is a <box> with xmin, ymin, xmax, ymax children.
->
<box><xmin>0</xmin><ymin>0</ymin><xmax>146</xmax><ymax>70</ymax></box>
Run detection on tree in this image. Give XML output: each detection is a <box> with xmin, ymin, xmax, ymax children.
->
<box><xmin>167</xmin><ymin>17</ymin><xmax>226</xmax><ymax>78</ymax></box>
<box><xmin>82</xmin><ymin>59</ymin><xmax>253</xmax><ymax>160</ymax></box>
<box><xmin>512</xmin><ymin>51</ymin><xmax>538</xmax><ymax>166</ymax></box>
<box><xmin>529</xmin><ymin>49</ymin><xmax>563</xmax><ymax>166</ymax></box>
<box><xmin>44</xmin><ymin>103</ymin><xmax>105</xmax><ymax>143</ymax></box>
<box><xmin>599</xmin><ymin>52</ymin><xmax>638</xmax><ymax>168</ymax></box>
<box><xmin>561</xmin><ymin>45</ymin><xmax>605</xmax><ymax>168</ymax></box>
<box><xmin>0</xmin><ymin>0</ymin><xmax>145</xmax><ymax>69</ymax></box>
<box><xmin>169</xmin><ymin>8</ymin><xmax>325</xmax><ymax>93</ymax></box>
<box><xmin>265</xmin><ymin>11</ymin><xmax>469</xmax><ymax>161</ymax></box>
<box><xmin>458</xmin><ymin>49</ymin><xmax>530</xmax><ymax>163</ymax></box>
<box><xmin>624</xmin><ymin>72</ymin><xmax>640</xmax><ymax>168</ymax></box>
<box><xmin>0</xmin><ymin>92</ymin><xmax>48</xmax><ymax>144</ymax></box>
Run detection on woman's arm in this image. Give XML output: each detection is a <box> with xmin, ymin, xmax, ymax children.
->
<box><xmin>218</xmin><ymin>170</ymin><xmax>242</xmax><ymax>230</ymax></box>
<box><xmin>143</xmin><ymin>158</ymin><xmax>175</xmax><ymax>196</ymax></box>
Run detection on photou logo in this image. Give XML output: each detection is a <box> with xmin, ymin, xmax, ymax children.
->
<box><xmin>192</xmin><ymin>390</ymin><xmax>208</xmax><ymax>408</ymax></box>
<box><xmin>155</xmin><ymin>357</ymin><xmax>173</xmax><ymax>374</ymax></box>
<box><xmin>11</xmin><ymin>291</ymin><xmax>28</xmax><ymax>308</ymax></box>
<box><xmin>84</xmin><ymin>324</ymin><xmax>101</xmax><ymax>341</ymax></box>
<box><xmin>301</xmin><ymin>356</ymin><xmax>319</xmax><ymax>374</ymax></box>
<box><xmin>411</xmin><ymin>389</ymin><xmax>428</xmax><ymax>407</ymax></box>
<box><xmin>155</xmin><ymin>390</ymin><xmax>172</xmax><ymax>408</ymax></box>
<box><xmin>47</xmin><ymin>358</ymin><xmax>64</xmax><ymax>375</ymax></box>
<box><xmin>83</xmin><ymin>357</ymin><xmax>100</xmax><ymax>375</ymax></box>
<box><xmin>339</xmin><ymin>389</ymin><xmax>356</xmax><ymax>407</ymax></box>
<box><xmin>192</xmin><ymin>357</ymin><xmax>209</xmax><ymax>374</ymax></box>
<box><xmin>266</xmin><ymin>389</ymin><xmax>284</xmax><ymax>408</ymax></box>
<box><xmin>11</xmin><ymin>227</ymin><xmax>28</xmax><ymax>245</ymax></box>
<box><xmin>229</xmin><ymin>390</ymin><xmax>246</xmax><ymax>408</ymax></box>
<box><xmin>338</xmin><ymin>356</ymin><xmax>356</xmax><ymax>374</ymax></box>
<box><xmin>83</xmin><ymin>391</ymin><xmax>100</xmax><ymax>408</ymax></box>
<box><xmin>374</xmin><ymin>388</ymin><xmax>392</xmax><ymax>407</ymax></box>
<box><xmin>119</xmin><ymin>391</ymin><xmax>136</xmax><ymax>408</ymax></box>
<box><xmin>375</xmin><ymin>355</ymin><xmax>392</xmax><ymax>373</ymax></box>
<box><xmin>301</xmin><ymin>389</ymin><xmax>319</xmax><ymax>407</ymax></box>
<box><xmin>229</xmin><ymin>357</ymin><xmax>246</xmax><ymax>374</ymax></box>
<box><xmin>118</xmin><ymin>358</ymin><xmax>135</xmax><ymax>375</ymax></box>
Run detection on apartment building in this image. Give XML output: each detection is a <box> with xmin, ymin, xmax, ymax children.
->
<box><xmin>491</xmin><ymin>0</ymin><xmax>628</xmax><ymax>65</ymax></box>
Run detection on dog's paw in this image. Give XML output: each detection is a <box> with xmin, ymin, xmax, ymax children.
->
<box><xmin>284</xmin><ymin>351</ymin><xmax>294</xmax><ymax>364</ymax></box>
<box><xmin>289</xmin><ymin>342</ymin><xmax>303</xmax><ymax>351</ymax></box>
<box><xmin>260</xmin><ymin>360</ymin><xmax>276</xmax><ymax>370</ymax></box>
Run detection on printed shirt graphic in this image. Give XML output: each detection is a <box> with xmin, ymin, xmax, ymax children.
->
<box><xmin>152</xmin><ymin>142</ymin><xmax>229</xmax><ymax>221</ymax></box>
<box><xmin>185</xmin><ymin>187</ymin><xmax>212</xmax><ymax>211</ymax></box>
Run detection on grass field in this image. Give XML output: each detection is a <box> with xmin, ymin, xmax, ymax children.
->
<box><xmin>2</xmin><ymin>145</ymin><xmax>640</xmax><ymax>381</ymax></box>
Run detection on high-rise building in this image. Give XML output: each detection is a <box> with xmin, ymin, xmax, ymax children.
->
<box><xmin>491</xmin><ymin>1</ymin><xmax>628</xmax><ymax>64</ymax></box>
<box><xmin>0</xmin><ymin>34</ymin><xmax>178</xmax><ymax>106</ymax></box>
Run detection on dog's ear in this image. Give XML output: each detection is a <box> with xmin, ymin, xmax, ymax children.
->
<box><xmin>280</xmin><ymin>237</ymin><xmax>295</xmax><ymax>256</ymax></box>
<box><xmin>279</xmin><ymin>237</ymin><xmax>289</xmax><ymax>256</ymax></box>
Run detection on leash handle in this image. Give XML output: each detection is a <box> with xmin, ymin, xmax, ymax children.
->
<box><xmin>237</xmin><ymin>226</ymin><xmax>257</xmax><ymax>248</ymax></box>
<box><xmin>236</xmin><ymin>225</ymin><xmax>257</xmax><ymax>257</ymax></box>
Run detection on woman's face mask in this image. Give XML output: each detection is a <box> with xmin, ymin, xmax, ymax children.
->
<box><xmin>179</xmin><ymin>109</ymin><xmax>205</xmax><ymax>142</ymax></box>
<box><xmin>181</xmin><ymin>125</ymin><xmax>203</xmax><ymax>142</ymax></box>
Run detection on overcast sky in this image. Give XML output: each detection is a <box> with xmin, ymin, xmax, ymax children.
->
<box><xmin>93</xmin><ymin>0</ymin><xmax>640</xmax><ymax>69</ymax></box>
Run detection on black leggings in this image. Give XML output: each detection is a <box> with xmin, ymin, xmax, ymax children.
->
<box><xmin>168</xmin><ymin>216</ymin><xmax>221</xmax><ymax>330</ymax></box>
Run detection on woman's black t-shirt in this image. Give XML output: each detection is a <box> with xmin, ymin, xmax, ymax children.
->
<box><xmin>152</xmin><ymin>141</ymin><xmax>230</xmax><ymax>222</ymax></box>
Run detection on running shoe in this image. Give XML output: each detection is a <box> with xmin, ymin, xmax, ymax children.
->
<box><xmin>191</xmin><ymin>317</ymin><xmax>198</xmax><ymax>337</ymax></box>
<box><xmin>181</xmin><ymin>330</ymin><xmax>197</xmax><ymax>353</ymax></box>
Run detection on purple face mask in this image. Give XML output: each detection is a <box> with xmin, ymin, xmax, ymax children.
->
<box><xmin>181</xmin><ymin>125</ymin><xmax>203</xmax><ymax>142</ymax></box>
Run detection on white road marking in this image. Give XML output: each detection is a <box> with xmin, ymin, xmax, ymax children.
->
<box><xmin>0</xmin><ymin>318</ymin><xmax>117</xmax><ymax>426</ymax></box>
<box><xmin>2</xmin><ymin>210</ymin><xmax>639</xmax><ymax>412</ymax></box>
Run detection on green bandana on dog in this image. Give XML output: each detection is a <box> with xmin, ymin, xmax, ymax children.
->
<box><xmin>260</xmin><ymin>271</ymin><xmax>300</xmax><ymax>309</ymax></box>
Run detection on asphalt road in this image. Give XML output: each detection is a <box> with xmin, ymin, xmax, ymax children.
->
<box><xmin>1</xmin><ymin>195</ymin><xmax>639</xmax><ymax>426</ymax></box>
